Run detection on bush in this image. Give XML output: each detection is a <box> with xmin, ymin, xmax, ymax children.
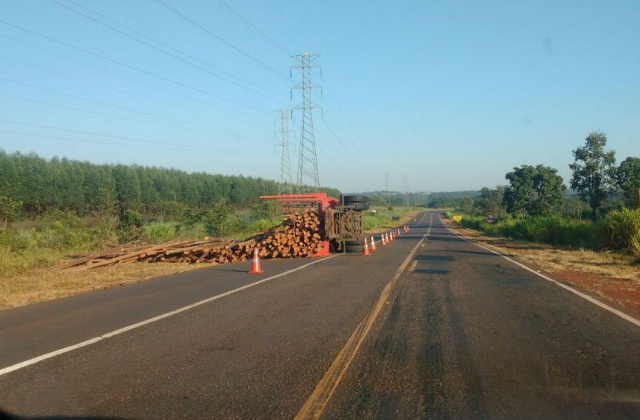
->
<box><xmin>0</xmin><ymin>229</ymin><xmax>32</xmax><ymax>251</ymax></box>
<box><xmin>461</xmin><ymin>215</ymin><xmax>598</xmax><ymax>249</ymax></box>
<box><xmin>0</xmin><ymin>196</ymin><xmax>22</xmax><ymax>225</ymax></box>
<box><xmin>203</xmin><ymin>202</ymin><xmax>234</xmax><ymax>237</ymax></box>
<box><xmin>250</xmin><ymin>201</ymin><xmax>279</xmax><ymax>221</ymax></box>
<box><xmin>250</xmin><ymin>217</ymin><xmax>282</xmax><ymax>233</ymax></box>
<box><xmin>31</xmin><ymin>210</ymin><xmax>90</xmax><ymax>250</ymax></box>
<box><xmin>38</xmin><ymin>209</ymin><xmax>83</xmax><ymax>229</ymax></box>
<box><xmin>89</xmin><ymin>216</ymin><xmax>118</xmax><ymax>246</ymax></box>
<box><xmin>143</xmin><ymin>222</ymin><xmax>176</xmax><ymax>243</ymax></box>
<box><xmin>223</xmin><ymin>214</ymin><xmax>249</xmax><ymax>235</ymax></box>
<box><xmin>599</xmin><ymin>209</ymin><xmax>640</xmax><ymax>258</ymax></box>
<box><xmin>117</xmin><ymin>210</ymin><xmax>144</xmax><ymax>243</ymax></box>
<box><xmin>160</xmin><ymin>201</ymin><xmax>187</xmax><ymax>221</ymax></box>
<box><xmin>38</xmin><ymin>222</ymin><xmax>89</xmax><ymax>250</ymax></box>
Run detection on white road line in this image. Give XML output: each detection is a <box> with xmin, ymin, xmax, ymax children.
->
<box><xmin>438</xmin><ymin>214</ymin><xmax>640</xmax><ymax>328</ymax></box>
<box><xmin>0</xmin><ymin>255</ymin><xmax>339</xmax><ymax>377</ymax></box>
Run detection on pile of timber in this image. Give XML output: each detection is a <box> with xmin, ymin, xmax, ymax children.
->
<box><xmin>65</xmin><ymin>211</ymin><xmax>322</xmax><ymax>269</ymax></box>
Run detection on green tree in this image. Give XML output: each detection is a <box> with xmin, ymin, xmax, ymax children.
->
<box><xmin>615</xmin><ymin>157</ymin><xmax>640</xmax><ymax>209</ymax></box>
<box><xmin>569</xmin><ymin>131</ymin><xmax>616</xmax><ymax>220</ymax></box>
<box><xmin>0</xmin><ymin>196</ymin><xmax>22</xmax><ymax>227</ymax></box>
<box><xmin>203</xmin><ymin>201</ymin><xmax>235</xmax><ymax>237</ymax></box>
<box><xmin>112</xmin><ymin>165</ymin><xmax>142</xmax><ymax>211</ymax></box>
<box><xmin>250</xmin><ymin>201</ymin><xmax>279</xmax><ymax>221</ymax></box>
<box><xmin>453</xmin><ymin>197</ymin><xmax>475</xmax><ymax>215</ymax></box>
<box><xmin>474</xmin><ymin>186</ymin><xmax>506</xmax><ymax>217</ymax></box>
<box><xmin>503</xmin><ymin>165</ymin><xmax>566</xmax><ymax>217</ymax></box>
<box><xmin>117</xmin><ymin>209</ymin><xmax>144</xmax><ymax>243</ymax></box>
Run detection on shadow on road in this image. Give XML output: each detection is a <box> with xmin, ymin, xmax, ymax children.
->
<box><xmin>444</xmin><ymin>249</ymin><xmax>498</xmax><ymax>257</ymax></box>
<box><xmin>414</xmin><ymin>269</ymin><xmax>452</xmax><ymax>275</ymax></box>
<box><xmin>415</xmin><ymin>255</ymin><xmax>455</xmax><ymax>262</ymax></box>
<box><xmin>0</xmin><ymin>411</ymin><xmax>136</xmax><ymax>420</ymax></box>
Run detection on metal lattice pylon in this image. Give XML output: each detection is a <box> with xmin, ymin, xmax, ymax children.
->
<box><xmin>291</xmin><ymin>52</ymin><xmax>321</xmax><ymax>193</ymax></box>
<box><xmin>275</xmin><ymin>109</ymin><xmax>293</xmax><ymax>195</ymax></box>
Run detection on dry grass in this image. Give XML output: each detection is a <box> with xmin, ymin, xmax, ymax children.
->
<box><xmin>444</xmin><ymin>219</ymin><xmax>640</xmax><ymax>283</ymax></box>
<box><xmin>0</xmin><ymin>262</ymin><xmax>203</xmax><ymax>310</ymax></box>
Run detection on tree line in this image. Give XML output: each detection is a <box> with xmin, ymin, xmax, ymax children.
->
<box><xmin>0</xmin><ymin>150</ymin><xmax>340</xmax><ymax>222</ymax></box>
<box><xmin>461</xmin><ymin>132</ymin><xmax>640</xmax><ymax>221</ymax></box>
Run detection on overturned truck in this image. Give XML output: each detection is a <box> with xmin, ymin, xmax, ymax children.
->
<box><xmin>260</xmin><ymin>193</ymin><xmax>369</xmax><ymax>254</ymax></box>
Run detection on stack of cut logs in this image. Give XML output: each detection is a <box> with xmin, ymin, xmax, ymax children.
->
<box><xmin>66</xmin><ymin>211</ymin><xmax>323</xmax><ymax>269</ymax></box>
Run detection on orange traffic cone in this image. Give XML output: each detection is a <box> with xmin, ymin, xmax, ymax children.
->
<box><xmin>370</xmin><ymin>236</ymin><xmax>377</xmax><ymax>251</ymax></box>
<box><xmin>389</xmin><ymin>231</ymin><xmax>394</xmax><ymax>241</ymax></box>
<box><xmin>363</xmin><ymin>239</ymin><xmax>370</xmax><ymax>256</ymax></box>
<box><xmin>248</xmin><ymin>247</ymin><xmax>263</xmax><ymax>274</ymax></box>
<box><xmin>381</xmin><ymin>233</ymin><xmax>386</xmax><ymax>245</ymax></box>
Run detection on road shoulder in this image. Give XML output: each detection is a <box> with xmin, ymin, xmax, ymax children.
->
<box><xmin>443</xmin><ymin>217</ymin><xmax>640</xmax><ymax>320</ymax></box>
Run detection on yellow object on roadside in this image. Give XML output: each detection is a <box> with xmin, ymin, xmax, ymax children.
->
<box><xmin>452</xmin><ymin>215</ymin><xmax>462</xmax><ymax>223</ymax></box>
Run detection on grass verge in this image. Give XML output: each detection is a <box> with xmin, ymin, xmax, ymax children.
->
<box><xmin>363</xmin><ymin>206</ymin><xmax>423</xmax><ymax>233</ymax></box>
<box><xmin>0</xmin><ymin>262</ymin><xmax>201</xmax><ymax>310</ymax></box>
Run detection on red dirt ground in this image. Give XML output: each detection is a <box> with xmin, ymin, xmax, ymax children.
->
<box><xmin>552</xmin><ymin>270</ymin><xmax>640</xmax><ymax>318</ymax></box>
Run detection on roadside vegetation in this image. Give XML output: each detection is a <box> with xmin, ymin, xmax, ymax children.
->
<box><xmin>448</xmin><ymin>210</ymin><xmax>640</xmax><ymax>258</ymax></box>
<box><xmin>0</xmin><ymin>200</ymin><xmax>283</xmax><ymax>279</ymax></box>
<box><xmin>363</xmin><ymin>206</ymin><xmax>422</xmax><ymax>232</ymax></box>
<box><xmin>0</xmin><ymin>202</ymin><xmax>419</xmax><ymax>309</ymax></box>
<box><xmin>0</xmin><ymin>152</ymin><xmax>421</xmax><ymax>307</ymax></box>
<box><xmin>0</xmin><ymin>151</ymin><xmax>345</xmax><ymax>278</ymax></box>
<box><xmin>443</xmin><ymin>131</ymin><xmax>640</xmax><ymax>262</ymax></box>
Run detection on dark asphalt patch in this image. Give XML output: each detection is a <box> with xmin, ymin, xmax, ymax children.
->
<box><xmin>414</xmin><ymin>269</ymin><xmax>452</xmax><ymax>275</ymax></box>
<box><xmin>414</xmin><ymin>255</ymin><xmax>455</xmax><ymax>262</ymax></box>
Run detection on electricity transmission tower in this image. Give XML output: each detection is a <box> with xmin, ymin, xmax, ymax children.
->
<box><xmin>403</xmin><ymin>174</ymin><xmax>410</xmax><ymax>206</ymax></box>
<box><xmin>385</xmin><ymin>172</ymin><xmax>390</xmax><ymax>206</ymax></box>
<box><xmin>275</xmin><ymin>109</ymin><xmax>293</xmax><ymax>195</ymax></box>
<box><xmin>291</xmin><ymin>52</ymin><xmax>321</xmax><ymax>192</ymax></box>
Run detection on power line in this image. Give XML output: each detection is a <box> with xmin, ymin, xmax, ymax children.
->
<box><xmin>219</xmin><ymin>0</ymin><xmax>291</xmax><ymax>56</ymax></box>
<box><xmin>321</xmin><ymin>116</ymin><xmax>360</xmax><ymax>164</ymax></box>
<box><xmin>321</xmin><ymin>80</ymin><xmax>360</xmax><ymax>154</ymax></box>
<box><xmin>64</xmin><ymin>0</ymin><xmax>286</xmax><ymax>99</ymax></box>
<box><xmin>0</xmin><ymin>92</ymin><xmax>247</xmax><ymax>137</ymax></box>
<box><xmin>0</xmin><ymin>54</ymin><xmax>225</xmax><ymax>119</ymax></box>
<box><xmin>0</xmin><ymin>77</ymin><xmax>237</xmax><ymax>134</ymax></box>
<box><xmin>0</xmin><ymin>33</ymin><xmax>221</xmax><ymax>111</ymax></box>
<box><xmin>0</xmin><ymin>34</ymin><xmax>261</xmax><ymax>121</ymax></box>
<box><xmin>0</xmin><ymin>128</ymin><xmax>255</xmax><ymax>155</ymax></box>
<box><xmin>49</xmin><ymin>0</ymin><xmax>287</xmax><ymax>105</ymax></box>
<box><xmin>0</xmin><ymin>118</ymin><xmax>249</xmax><ymax>154</ymax></box>
<box><xmin>0</xmin><ymin>19</ymin><xmax>267</xmax><ymax>113</ymax></box>
<box><xmin>151</xmin><ymin>0</ymin><xmax>287</xmax><ymax>81</ymax></box>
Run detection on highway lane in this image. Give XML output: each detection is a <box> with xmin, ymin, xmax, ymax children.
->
<box><xmin>2</xmin><ymin>211</ymin><xmax>640</xmax><ymax>419</ymax></box>
<box><xmin>0</xmin><ymin>213</ymin><xmax>431</xmax><ymax>419</ymax></box>
<box><xmin>319</xmin><ymin>214</ymin><xmax>640</xmax><ymax>420</ymax></box>
<box><xmin>0</xmin><ymin>254</ymin><xmax>338</xmax><ymax>370</ymax></box>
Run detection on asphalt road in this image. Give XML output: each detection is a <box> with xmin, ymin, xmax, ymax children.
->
<box><xmin>1</xmin><ymin>212</ymin><xmax>640</xmax><ymax>420</ymax></box>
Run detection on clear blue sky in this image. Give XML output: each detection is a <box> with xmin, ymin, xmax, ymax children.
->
<box><xmin>1</xmin><ymin>0</ymin><xmax>638</xmax><ymax>193</ymax></box>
